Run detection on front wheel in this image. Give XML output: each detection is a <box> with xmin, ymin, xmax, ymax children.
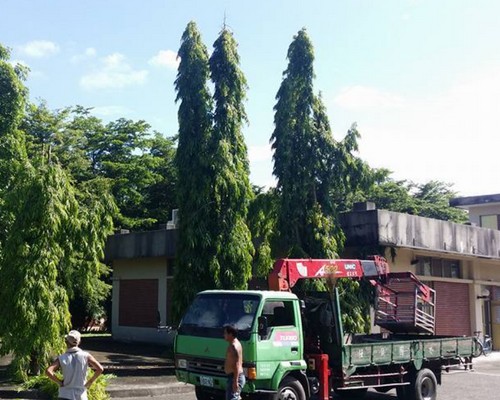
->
<box><xmin>272</xmin><ymin>376</ymin><xmax>306</xmax><ymax>400</ymax></box>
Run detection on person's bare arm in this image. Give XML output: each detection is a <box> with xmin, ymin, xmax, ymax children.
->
<box><xmin>45</xmin><ymin>359</ymin><xmax>63</xmax><ymax>386</ymax></box>
<box><xmin>85</xmin><ymin>353</ymin><xmax>104</xmax><ymax>388</ymax></box>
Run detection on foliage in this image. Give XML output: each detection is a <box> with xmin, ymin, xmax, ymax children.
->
<box><xmin>247</xmin><ymin>187</ymin><xmax>278</xmax><ymax>277</ymax></box>
<box><xmin>172</xmin><ymin>21</ymin><xmax>215</xmax><ymax>322</ymax></box>
<box><xmin>0</xmin><ymin>159</ymin><xmax>115</xmax><ymax>378</ymax></box>
<box><xmin>21</xmin><ymin>104</ymin><xmax>177</xmax><ymax>230</ymax></box>
<box><xmin>352</xmin><ymin>168</ymin><xmax>467</xmax><ymax>223</ymax></box>
<box><xmin>0</xmin><ymin>46</ymin><xmax>117</xmax><ymax>378</ymax></box>
<box><xmin>0</xmin><ymin>45</ymin><xmax>28</xmax><ymax>135</ymax></box>
<box><xmin>271</xmin><ymin>30</ymin><xmax>374</xmax><ymax>332</ymax></box>
<box><xmin>22</xmin><ymin>371</ymin><xmax>115</xmax><ymax>400</ymax></box>
<box><xmin>209</xmin><ymin>28</ymin><xmax>254</xmax><ymax>289</ymax></box>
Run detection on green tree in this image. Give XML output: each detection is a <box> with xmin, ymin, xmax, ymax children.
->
<box><xmin>247</xmin><ymin>187</ymin><xmax>278</xmax><ymax>278</ymax></box>
<box><xmin>209</xmin><ymin>28</ymin><xmax>254</xmax><ymax>289</ymax></box>
<box><xmin>271</xmin><ymin>30</ymin><xmax>374</xmax><ymax>332</ymax></box>
<box><xmin>353</xmin><ymin>169</ymin><xmax>467</xmax><ymax>223</ymax></box>
<box><xmin>21</xmin><ymin>104</ymin><xmax>177</xmax><ymax>230</ymax></box>
<box><xmin>0</xmin><ymin>46</ymin><xmax>116</xmax><ymax>379</ymax></box>
<box><xmin>271</xmin><ymin>29</ymin><xmax>340</xmax><ymax>259</ymax></box>
<box><xmin>172</xmin><ymin>21</ymin><xmax>215</xmax><ymax>322</ymax></box>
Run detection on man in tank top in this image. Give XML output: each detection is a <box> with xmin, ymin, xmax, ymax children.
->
<box><xmin>46</xmin><ymin>330</ymin><xmax>104</xmax><ymax>400</ymax></box>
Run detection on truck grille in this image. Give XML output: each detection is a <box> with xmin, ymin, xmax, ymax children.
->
<box><xmin>187</xmin><ymin>357</ymin><xmax>226</xmax><ymax>376</ymax></box>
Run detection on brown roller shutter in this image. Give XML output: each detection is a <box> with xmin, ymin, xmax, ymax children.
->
<box><xmin>434</xmin><ymin>281</ymin><xmax>470</xmax><ymax>336</ymax></box>
<box><xmin>119</xmin><ymin>279</ymin><xmax>158</xmax><ymax>327</ymax></box>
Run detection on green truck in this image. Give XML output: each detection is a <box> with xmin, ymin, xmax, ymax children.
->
<box><xmin>174</xmin><ymin>257</ymin><xmax>480</xmax><ymax>400</ymax></box>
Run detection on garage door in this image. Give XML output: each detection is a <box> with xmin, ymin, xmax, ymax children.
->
<box><xmin>433</xmin><ymin>281</ymin><xmax>470</xmax><ymax>336</ymax></box>
<box><xmin>119</xmin><ymin>279</ymin><xmax>158</xmax><ymax>327</ymax></box>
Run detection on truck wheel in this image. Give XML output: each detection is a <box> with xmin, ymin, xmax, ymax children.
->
<box><xmin>414</xmin><ymin>369</ymin><xmax>437</xmax><ymax>400</ymax></box>
<box><xmin>273</xmin><ymin>376</ymin><xmax>306</xmax><ymax>400</ymax></box>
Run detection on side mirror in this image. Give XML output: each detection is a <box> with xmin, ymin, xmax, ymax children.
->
<box><xmin>258</xmin><ymin>316</ymin><xmax>268</xmax><ymax>337</ymax></box>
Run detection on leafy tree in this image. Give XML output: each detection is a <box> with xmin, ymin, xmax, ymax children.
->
<box><xmin>413</xmin><ymin>180</ymin><xmax>467</xmax><ymax>223</ymax></box>
<box><xmin>209</xmin><ymin>28</ymin><xmax>254</xmax><ymax>289</ymax></box>
<box><xmin>0</xmin><ymin>46</ymin><xmax>116</xmax><ymax>379</ymax></box>
<box><xmin>21</xmin><ymin>104</ymin><xmax>177</xmax><ymax>230</ymax></box>
<box><xmin>352</xmin><ymin>169</ymin><xmax>467</xmax><ymax>223</ymax></box>
<box><xmin>271</xmin><ymin>30</ymin><xmax>373</xmax><ymax>332</ymax></box>
<box><xmin>247</xmin><ymin>187</ymin><xmax>278</xmax><ymax>277</ymax></box>
<box><xmin>172</xmin><ymin>21</ymin><xmax>215</xmax><ymax>322</ymax></box>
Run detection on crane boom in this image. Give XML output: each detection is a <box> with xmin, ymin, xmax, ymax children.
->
<box><xmin>268</xmin><ymin>255</ymin><xmax>390</xmax><ymax>291</ymax></box>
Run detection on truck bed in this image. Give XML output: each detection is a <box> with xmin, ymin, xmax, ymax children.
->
<box><xmin>343</xmin><ymin>334</ymin><xmax>477</xmax><ymax>368</ymax></box>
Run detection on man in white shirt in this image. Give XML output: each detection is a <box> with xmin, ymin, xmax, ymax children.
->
<box><xmin>46</xmin><ymin>330</ymin><xmax>104</xmax><ymax>400</ymax></box>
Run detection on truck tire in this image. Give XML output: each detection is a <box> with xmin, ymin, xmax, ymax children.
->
<box><xmin>414</xmin><ymin>369</ymin><xmax>437</xmax><ymax>400</ymax></box>
<box><xmin>273</xmin><ymin>376</ymin><xmax>306</xmax><ymax>400</ymax></box>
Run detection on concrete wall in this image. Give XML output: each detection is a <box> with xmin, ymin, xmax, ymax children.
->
<box><xmin>105</xmin><ymin>229</ymin><xmax>177</xmax><ymax>261</ymax></box>
<box><xmin>341</xmin><ymin>209</ymin><xmax>500</xmax><ymax>259</ymax></box>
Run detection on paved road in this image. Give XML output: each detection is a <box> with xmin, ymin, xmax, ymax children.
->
<box><xmin>121</xmin><ymin>353</ymin><xmax>500</xmax><ymax>400</ymax></box>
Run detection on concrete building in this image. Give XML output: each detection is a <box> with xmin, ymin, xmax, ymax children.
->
<box><xmin>105</xmin><ymin>200</ymin><xmax>500</xmax><ymax>348</ymax></box>
<box><xmin>105</xmin><ymin>229</ymin><xmax>177</xmax><ymax>344</ymax></box>
<box><xmin>341</xmin><ymin>201</ymin><xmax>500</xmax><ymax>349</ymax></box>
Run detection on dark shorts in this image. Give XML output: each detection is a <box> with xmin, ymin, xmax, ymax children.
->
<box><xmin>226</xmin><ymin>372</ymin><xmax>245</xmax><ymax>400</ymax></box>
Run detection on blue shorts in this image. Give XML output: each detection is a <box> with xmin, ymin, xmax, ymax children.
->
<box><xmin>226</xmin><ymin>372</ymin><xmax>245</xmax><ymax>400</ymax></box>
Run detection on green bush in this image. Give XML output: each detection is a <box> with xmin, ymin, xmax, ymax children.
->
<box><xmin>21</xmin><ymin>371</ymin><xmax>115</xmax><ymax>400</ymax></box>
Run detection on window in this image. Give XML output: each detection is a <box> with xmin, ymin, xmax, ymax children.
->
<box><xmin>262</xmin><ymin>300</ymin><xmax>296</xmax><ymax>327</ymax></box>
<box><xmin>416</xmin><ymin>257</ymin><xmax>461</xmax><ymax>279</ymax></box>
<box><xmin>480</xmin><ymin>215</ymin><xmax>500</xmax><ymax>230</ymax></box>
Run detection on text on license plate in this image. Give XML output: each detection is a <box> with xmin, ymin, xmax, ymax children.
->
<box><xmin>200</xmin><ymin>375</ymin><xmax>213</xmax><ymax>387</ymax></box>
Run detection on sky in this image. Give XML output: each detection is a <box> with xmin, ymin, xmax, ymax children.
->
<box><xmin>2</xmin><ymin>0</ymin><xmax>500</xmax><ymax>197</ymax></box>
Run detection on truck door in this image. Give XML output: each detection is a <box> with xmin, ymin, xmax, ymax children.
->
<box><xmin>256</xmin><ymin>299</ymin><xmax>302</xmax><ymax>374</ymax></box>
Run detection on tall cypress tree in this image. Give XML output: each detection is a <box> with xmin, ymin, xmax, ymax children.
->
<box><xmin>271</xmin><ymin>29</ymin><xmax>338</xmax><ymax>258</ymax></box>
<box><xmin>172</xmin><ymin>22</ymin><xmax>215</xmax><ymax>321</ymax></box>
<box><xmin>209</xmin><ymin>28</ymin><xmax>253</xmax><ymax>289</ymax></box>
<box><xmin>271</xmin><ymin>30</ymin><xmax>375</xmax><ymax>332</ymax></box>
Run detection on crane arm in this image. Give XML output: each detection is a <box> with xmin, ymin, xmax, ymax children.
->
<box><xmin>268</xmin><ymin>256</ymin><xmax>390</xmax><ymax>291</ymax></box>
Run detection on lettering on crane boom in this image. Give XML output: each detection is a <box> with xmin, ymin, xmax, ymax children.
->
<box><xmin>314</xmin><ymin>264</ymin><xmax>339</xmax><ymax>277</ymax></box>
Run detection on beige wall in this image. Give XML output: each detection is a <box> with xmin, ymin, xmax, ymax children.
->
<box><xmin>112</xmin><ymin>257</ymin><xmax>171</xmax><ymax>344</ymax></box>
<box><xmin>467</xmin><ymin>204</ymin><xmax>500</xmax><ymax>227</ymax></box>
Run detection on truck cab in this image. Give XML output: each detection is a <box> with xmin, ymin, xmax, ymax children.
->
<box><xmin>175</xmin><ymin>290</ymin><xmax>307</xmax><ymax>399</ymax></box>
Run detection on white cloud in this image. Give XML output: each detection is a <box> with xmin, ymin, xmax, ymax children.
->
<box><xmin>80</xmin><ymin>53</ymin><xmax>148</xmax><ymax>90</ymax></box>
<box><xmin>334</xmin><ymin>86</ymin><xmax>405</xmax><ymax>110</ymax></box>
<box><xmin>18</xmin><ymin>40</ymin><xmax>59</xmax><ymax>58</ymax></box>
<box><xmin>71</xmin><ymin>47</ymin><xmax>97</xmax><ymax>63</ymax></box>
<box><xmin>148</xmin><ymin>50</ymin><xmax>179</xmax><ymax>70</ymax></box>
<box><xmin>331</xmin><ymin>64</ymin><xmax>500</xmax><ymax>196</ymax></box>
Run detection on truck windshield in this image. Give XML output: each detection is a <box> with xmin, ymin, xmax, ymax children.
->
<box><xmin>178</xmin><ymin>293</ymin><xmax>259</xmax><ymax>340</ymax></box>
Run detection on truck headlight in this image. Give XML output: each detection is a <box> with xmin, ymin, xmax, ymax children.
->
<box><xmin>176</xmin><ymin>359</ymin><xmax>187</xmax><ymax>369</ymax></box>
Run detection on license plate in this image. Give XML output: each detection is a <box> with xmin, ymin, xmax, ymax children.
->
<box><xmin>200</xmin><ymin>375</ymin><xmax>213</xmax><ymax>387</ymax></box>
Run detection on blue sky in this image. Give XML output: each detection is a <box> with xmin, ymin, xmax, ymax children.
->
<box><xmin>2</xmin><ymin>0</ymin><xmax>500</xmax><ymax>196</ymax></box>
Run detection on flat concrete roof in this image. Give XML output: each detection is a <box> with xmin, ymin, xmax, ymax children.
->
<box><xmin>450</xmin><ymin>193</ymin><xmax>500</xmax><ymax>208</ymax></box>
